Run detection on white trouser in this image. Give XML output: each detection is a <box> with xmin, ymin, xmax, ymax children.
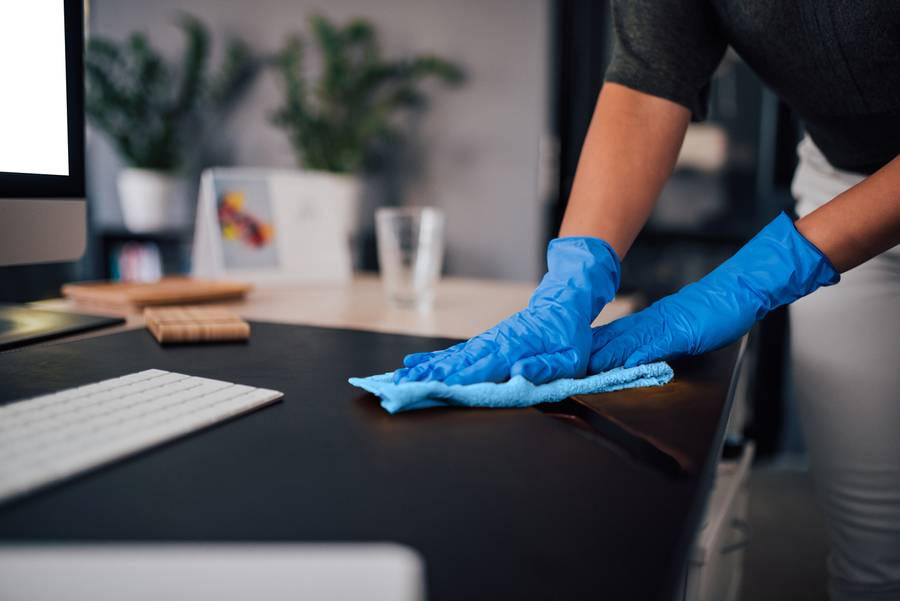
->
<box><xmin>790</xmin><ymin>136</ymin><xmax>900</xmax><ymax>601</ymax></box>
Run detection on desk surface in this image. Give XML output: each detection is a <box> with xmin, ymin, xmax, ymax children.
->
<box><xmin>0</xmin><ymin>316</ymin><xmax>743</xmax><ymax>601</ymax></box>
<box><xmin>32</xmin><ymin>274</ymin><xmax>638</xmax><ymax>342</ymax></box>
<box><xmin>216</xmin><ymin>275</ymin><xmax>638</xmax><ymax>339</ymax></box>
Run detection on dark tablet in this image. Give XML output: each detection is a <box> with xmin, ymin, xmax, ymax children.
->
<box><xmin>0</xmin><ymin>303</ymin><xmax>124</xmax><ymax>351</ymax></box>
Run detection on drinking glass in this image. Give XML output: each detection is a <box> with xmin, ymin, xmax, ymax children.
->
<box><xmin>375</xmin><ymin>207</ymin><xmax>446</xmax><ymax>311</ymax></box>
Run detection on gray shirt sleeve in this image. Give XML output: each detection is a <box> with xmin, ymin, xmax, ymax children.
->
<box><xmin>604</xmin><ymin>0</ymin><xmax>728</xmax><ymax>121</ymax></box>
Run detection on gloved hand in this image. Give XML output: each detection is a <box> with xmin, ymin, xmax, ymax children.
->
<box><xmin>588</xmin><ymin>212</ymin><xmax>840</xmax><ymax>372</ymax></box>
<box><xmin>394</xmin><ymin>237</ymin><xmax>621</xmax><ymax>386</ymax></box>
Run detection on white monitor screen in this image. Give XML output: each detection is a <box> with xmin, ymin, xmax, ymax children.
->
<box><xmin>0</xmin><ymin>0</ymin><xmax>69</xmax><ymax>177</ymax></box>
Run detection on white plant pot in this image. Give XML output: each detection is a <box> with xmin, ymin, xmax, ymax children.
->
<box><xmin>294</xmin><ymin>170</ymin><xmax>362</xmax><ymax>266</ymax></box>
<box><xmin>322</xmin><ymin>171</ymin><xmax>361</xmax><ymax>240</ymax></box>
<box><xmin>336</xmin><ymin>172</ymin><xmax>363</xmax><ymax>268</ymax></box>
<box><xmin>117</xmin><ymin>168</ymin><xmax>176</xmax><ymax>233</ymax></box>
<box><xmin>290</xmin><ymin>170</ymin><xmax>361</xmax><ymax>276</ymax></box>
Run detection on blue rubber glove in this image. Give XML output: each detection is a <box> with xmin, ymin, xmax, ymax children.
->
<box><xmin>588</xmin><ymin>212</ymin><xmax>840</xmax><ymax>373</ymax></box>
<box><xmin>394</xmin><ymin>237</ymin><xmax>621</xmax><ymax>386</ymax></box>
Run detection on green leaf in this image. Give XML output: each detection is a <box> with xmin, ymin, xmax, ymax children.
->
<box><xmin>84</xmin><ymin>14</ymin><xmax>259</xmax><ymax>171</ymax></box>
<box><xmin>270</xmin><ymin>15</ymin><xmax>464</xmax><ymax>174</ymax></box>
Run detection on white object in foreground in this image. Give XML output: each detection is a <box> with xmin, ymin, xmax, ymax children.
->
<box><xmin>0</xmin><ymin>543</ymin><xmax>426</xmax><ymax>601</ymax></box>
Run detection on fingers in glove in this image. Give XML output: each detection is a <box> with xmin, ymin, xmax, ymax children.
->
<box><xmin>587</xmin><ymin>337</ymin><xmax>639</xmax><ymax>374</ymax></box>
<box><xmin>590</xmin><ymin>316</ymin><xmax>638</xmax><ymax>353</ymax></box>
<box><xmin>396</xmin><ymin>347</ymin><xmax>465</xmax><ymax>383</ymax></box>
<box><xmin>396</xmin><ymin>356</ymin><xmax>456</xmax><ymax>383</ymax></box>
<box><xmin>396</xmin><ymin>338</ymin><xmax>496</xmax><ymax>383</ymax></box>
<box><xmin>402</xmin><ymin>342</ymin><xmax>466</xmax><ymax>368</ymax></box>
<box><xmin>623</xmin><ymin>331</ymin><xmax>695</xmax><ymax>367</ymax></box>
<box><xmin>403</xmin><ymin>352</ymin><xmax>437</xmax><ymax>368</ymax></box>
<box><xmin>509</xmin><ymin>348</ymin><xmax>582</xmax><ymax>385</ymax></box>
<box><xmin>587</xmin><ymin>315</ymin><xmax>664</xmax><ymax>371</ymax></box>
<box><xmin>623</xmin><ymin>347</ymin><xmax>656</xmax><ymax>368</ymax></box>
<box><xmin>442</xmin><ymin>351</ymin><xmax>513</xmax><ymax>386</ymax></box>
<box><xmin>590</xmin><ymin>321</ymin><xmax>691</xmax><ymax>372</ymax></box>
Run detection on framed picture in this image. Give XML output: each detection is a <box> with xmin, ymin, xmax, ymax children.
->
<box><xmin>192</xmin><ymin>168</ymin><xmax>356</xmax><ymax>283</ymax></box>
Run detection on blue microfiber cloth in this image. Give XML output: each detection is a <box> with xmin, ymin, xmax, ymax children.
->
<box><xmin>349</xmin><ymin>362</ymin><xmax>674</xmax><ymax>414</ymax></box>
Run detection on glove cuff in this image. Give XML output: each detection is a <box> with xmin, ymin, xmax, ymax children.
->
<box><xmin>781</xmin><ymin>212</ymin><xmax>841</xmax><ymax>287</ymax></box>
<box><xmin>706</xmin><ymin>212</ymin><xmax>840</xmax><ymax>322</ymax></box>
<box><xmin>537</xmin><ymin>236</ymin><xmax>621</xmax><ymax>317</ymax></box>
<box><xmin>760</xmin><ymin>212</ymin><xmax>840</xmax><ymax>302</ymax></box>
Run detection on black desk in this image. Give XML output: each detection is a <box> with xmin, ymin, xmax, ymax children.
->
<box><xmin>0</xmin><ymin>323</ymin><xmax>743</xmax><ymax>600</ymax></box>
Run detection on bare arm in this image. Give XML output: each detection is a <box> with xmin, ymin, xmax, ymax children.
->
<box><xmin>796</xmin><ymin>153</ymin><xmax>900</xmax><ymax>272</ymax></box>
<box><xmin>558</xmin><ymin>82</ymin><xmax>691</xmax><ymax>258</ymax></box>
<box><xmin>564</xmin><ymin>84</ymin><xmax>900</xmax><ymax>273</ymax></box>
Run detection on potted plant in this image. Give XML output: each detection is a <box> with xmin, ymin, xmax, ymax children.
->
<box><xmin>270</xmin><ymin>15</ymin><xmax>463</xmax><ymax>261</ymax></box>
<box><xmin>85</xmin><ymin>14</ymin><xmax>257</xmax><ymax>232</ymax></box>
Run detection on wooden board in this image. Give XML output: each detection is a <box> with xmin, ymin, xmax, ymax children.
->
<box><xmin>61</xmin><ymin>277</ymin><xmax>252</xmax><ymax>313</ymax></box>
<box><xmin>144</xmin><ymin>306</ymin><xmax>250</xmax><ymax>344</ymax></box>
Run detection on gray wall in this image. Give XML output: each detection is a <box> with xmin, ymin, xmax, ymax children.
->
<box><xmin>87</xmin><ymin>0</ymin><xmax>551</xmax><ymax>282</ymax></box>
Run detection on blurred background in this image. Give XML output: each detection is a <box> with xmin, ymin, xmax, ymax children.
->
<box><xmin>0</xmin><ymin>1</ymin><xmax>828</xmax><ymax>596</ymax></box>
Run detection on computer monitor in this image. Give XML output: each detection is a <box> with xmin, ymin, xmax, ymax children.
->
<box><xmin>0</xmin><ymin>1</ymin><xmax>118</xmax><ymax>349</ymax></box>
<box><xmin>0</xmin><ymin>0</ymin><xmax>86</xmax><ymax>267</ymax></box>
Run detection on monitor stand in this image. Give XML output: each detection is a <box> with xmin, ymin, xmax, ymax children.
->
<box><xmin>0</xmin><ymin>303</ymin><xmax>124</xmax><ymax>352</ymax></box>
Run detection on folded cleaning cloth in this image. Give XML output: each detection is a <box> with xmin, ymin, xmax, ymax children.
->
<box><xmin>349</xmin><ymin>362</ymin><xmax>674</xmax><ymax>414</ymax></box>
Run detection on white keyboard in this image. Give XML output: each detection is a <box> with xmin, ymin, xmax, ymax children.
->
<box><xmin>0</xmin><ymin>369</ymin><xmax>283</xmax><ymax>504</ymax></box>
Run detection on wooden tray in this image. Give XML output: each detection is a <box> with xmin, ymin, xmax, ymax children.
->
<box><xmin>61</xmin><ymin>277</ymin><xmax>252</xmax><ymax>313</ymax></box>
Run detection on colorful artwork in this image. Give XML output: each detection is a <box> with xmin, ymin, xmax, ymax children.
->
<box><xmin>212</xmin><ymin>176</ymin><xmax>279</xmax><ymax>270</ymax></box>
<box><xmin>218</xmin><ymin>190</ymin><xmax>275</xmax><ymax>248</ymax></box>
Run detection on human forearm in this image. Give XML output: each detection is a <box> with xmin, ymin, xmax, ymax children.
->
<box><xmin>796</xmin><ymin>153</ymin><xmax>900</xmax><ymax>272</ymax></box>
<box><xmin>391</xmin><ymin>84</ymin><xmax>686</xmax><ymax>387</ymax></box>
<box><xmin>588</xmin><ymin>212</ymin><xmax>840</xmax><ymax>373</ymax></box>
<box><xmin>558</xmin><ymin>83</ymin><xmax>691</xmax><ymax>258</ymax></box>
<box><xmin>391</xmin><ymin>85</ymin><xmax>694</xmax><ymax>387</ymax></box>
<box><xmin>586</xmin><ymin>150</ymin><xmax>900</xmax><ymax>372</ymax></box>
